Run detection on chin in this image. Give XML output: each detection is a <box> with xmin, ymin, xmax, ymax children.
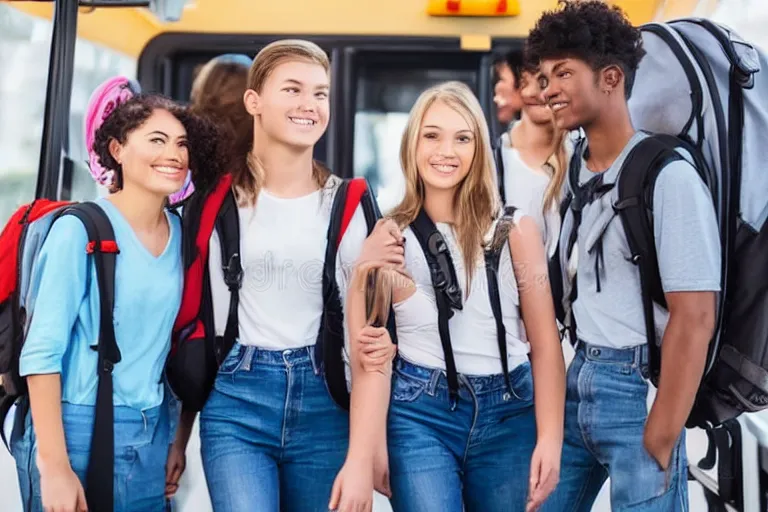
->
<box><xmin>147</xmin><ymin>179</ymin><xmax>188</xmax><ymax>198</ymax></box>
<box><xmin>423</xmin><ymin>174</ymin><xmax>463</xmax><ymax>193</ymax></box>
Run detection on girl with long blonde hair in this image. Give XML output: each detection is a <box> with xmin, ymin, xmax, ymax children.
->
<box><xmin>334</xmin><ymin>81</ymin><xmax>566</xmax><ymax>512</ymax></box>
<box><xmin>164</xmin><ymin>40</ymin><xmax>403</xmax><ymax>512</ymax></box>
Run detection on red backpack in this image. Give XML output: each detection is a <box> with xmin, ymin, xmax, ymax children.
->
<box><xmin>166</xmin><ymin>176</ymin><xmax>381</xmax><ymax>411</ymax></box>
<box><xmin>0</xmin><ymin>200</ymin><xmax>121</xmax><ymax>512</ymax></box>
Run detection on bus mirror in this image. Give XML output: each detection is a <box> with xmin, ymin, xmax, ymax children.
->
<box><xmin>149</xmin><ymin>0</ymin><xmax>190</xmax><ymax>22</ymax></box>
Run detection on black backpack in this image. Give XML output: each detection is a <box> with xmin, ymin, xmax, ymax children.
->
<box><xmin>166</xmin><ymin>176</ymin><xmax>389</xmax><ymax>412</ymax></box>
<box><xmin>0</xmin><ymin>201</ymin><xmax>122</xmax><ymax>512</ymax></box>
<box><xmin>408</xmin><ymin>206</ymin><xmax>520</xmax><ymax>408</ymax></box>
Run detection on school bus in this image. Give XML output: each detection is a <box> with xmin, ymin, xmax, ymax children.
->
<box><xmin>6</xmin><ymin>2</ymin><xmax>758</xmax><ymax>512</ymax></box>
<box><xmin>4</xmin><ymin>0</ymin><xmax>719</xmax><ymax>215</ymax></box>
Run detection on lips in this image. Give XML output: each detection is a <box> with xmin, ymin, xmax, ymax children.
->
<box><xmin>289</xmin><ymin>116</ymin><xmax>317</xmax><ymax>127</ymax></box>
<box><xmin>153</xmin><ymin>165</ymin><xmax>183</xmax><ymax>177</ymax></box>
<box><xmin>550</xmin><ymin>102</ymin><xmax>568</xmax><ymax>112</ymax></box>
<box><xmin>431</xmin><ymin>163</ymin><xmax>459</xmax><ymax>175</ymax></box>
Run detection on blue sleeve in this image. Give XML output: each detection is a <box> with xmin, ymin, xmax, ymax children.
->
<box><xmin>653</xmin><ymin>159</ymin><xmax>722</xmax><ymax>293</ymax></box>
<box><xmin>19</xmin><ymin>215</ymin><xmax>90</xmax><ymax>376</ymax></box>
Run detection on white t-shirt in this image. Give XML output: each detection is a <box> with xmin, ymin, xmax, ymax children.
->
<box><xmin>500</xmin><ymin>128</ymin><xmax>573</xmax><ymax>258</ymax></box>
<box><xmin>208</xmin><ymin>175</ymin><xmax>368</xmax><ymax>350</ymax></box>
<box><xmin>394</xmin><ymin>215</ymin><xmax>530</xmax><ymax>376</ymax></box>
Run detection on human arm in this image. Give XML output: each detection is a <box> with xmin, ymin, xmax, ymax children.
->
<box><xmin>508</xmin><ymin>214</ymin><xmax>566</xmax><ymax>511</ymax></box>
<box><xmin>644</xmin><ymin>161</ymin><xmax>720</xmax><ymax>469</ymax></box>
<box><xmin>166</xmin><ymin>408</ymin><xmax>197</xmax><ymax>498</ymax></box>
<box><xmin>21</xmin><ymin>216</ymin><xmax>92</xmax><ymax>512</ymax></box>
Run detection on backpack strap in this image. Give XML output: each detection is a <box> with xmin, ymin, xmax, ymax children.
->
<box><xmin>614</xmin><ymin>135</ymin><xmax>683</xmax><ymax>386</ymax></box>
<box><xmin>493</xmin><ymin>135</ymin><xmax>506</xmax><ymax>204</ymax></box>
<box><xmin>59</xmin><ymin>202</ymin><xmax>119</xmax><ymax>512</ymax></box>
<box><xmin>173</xmin><ymin>174</ymin><xmax>233</xmax><ymax>339</ymax></box>
<box><xmin>409</xmin><ymin>209</ymin><xmax>463</xmax><ymax>409</ymax></box>
<box><xmin>560</xmin><ymin>138</ymin><xmax>589</xmax><ymax>346</ymax></box>
<box><xmin>485</xmin><ymin>206</ymin><xmax>518</xmax><ymax>397</ymax></box>
<box><xmin>320</xmin><ymin>178</ymin><xmax>383</xmax><ymax>410</ymax></box>
<box><xmin>213</xmin><ymin>189</ymin><xmax>241</xmax><ymax>365</ymax></box>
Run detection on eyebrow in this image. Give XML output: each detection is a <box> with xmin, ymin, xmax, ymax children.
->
<box><xmin>551</xmin><ymin>61</ymin><xmax>569</xmax><ymax>74</ymax></box>
<box><xmin>283</xmin><ymin>78</ymin><xmax>329</xmax><ymax>90</ymax></box>
<box><xmin>423</xmin><ymin>125</ymin><xmax>473</xmax><ymax>132</ymax></box>
<box><xmin>148</xmin><ymin>130</ymin><xmax>187</xmax><ymax>140</ymax></box>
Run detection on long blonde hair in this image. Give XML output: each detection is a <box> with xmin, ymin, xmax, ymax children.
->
<box><xmin>389</xmin><ymin>81</ymin><xmax>501</xmax><ymax>289</ymax></box>
<box><xmin>235</xmin><ymin>39</ymin><xmax>331</xmax><ymax>206</ymax></box>
<box><xmin>542</xmin><ymin>131</ymin><xmax>569</xmax><ymax>214</ymax></box>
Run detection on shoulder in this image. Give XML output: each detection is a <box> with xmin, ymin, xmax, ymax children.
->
<box><xmin>47</xmin><ymin>211</ymin><xmax>90</xmax><ymax>247</ymax></box>
<box><xmin>651</xmin><ymin>156</ymin><xmax>714</xmax><ymax>215</ymax></box>
<box><xmin>505</xmin><ymin>212</ymin><xmax>543</xmax><ymax>248</ymax></box>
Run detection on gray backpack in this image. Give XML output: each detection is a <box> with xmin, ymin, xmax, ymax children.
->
<box><xmin>626</xmin><ymin>18</ymin><xmax>768</xmax><ymax>430</ymax></box>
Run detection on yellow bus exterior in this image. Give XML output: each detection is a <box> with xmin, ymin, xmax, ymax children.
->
<box><xmin>10</xmin><ymin>0</ymin><xmax>717</xmax><ymax>59</ymax></box>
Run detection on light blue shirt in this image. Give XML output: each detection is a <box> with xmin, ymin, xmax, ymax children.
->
<box><xmin>19</xmin><ymin>198</ymin><xmax>182</xmax><ymax>411</ymax></box>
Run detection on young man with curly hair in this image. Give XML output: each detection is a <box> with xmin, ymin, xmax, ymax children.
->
<box><xmin>526</xmin><ymin>2</ymin><xmax>720</xmax><ymax>510</ymax></box>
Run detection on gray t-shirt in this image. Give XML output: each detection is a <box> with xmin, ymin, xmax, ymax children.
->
<box><xmin>563</xmin><ymin>131</ymin><xmax>721</xmax><ymax>349</ymax></box>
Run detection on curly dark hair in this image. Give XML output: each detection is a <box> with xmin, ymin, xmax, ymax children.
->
<box><xmin>525</xmin><ymin>0</ymin><xmax>646</xmax><ymax>98</ymax></box>
<box><xmin>92</xmin><ymin>94</ymin><xmax>224</xmax><ymax>195</ymax></box>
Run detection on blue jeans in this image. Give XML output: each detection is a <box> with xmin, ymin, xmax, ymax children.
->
<box><xmin>547</xmin><ymin>342</ymin><xmax>689</xmax><ymax>511</ymax></box>
<box><xmin>12</xmin><ymin>400</ymin><xmax>171</xmax><ymax>512</ymax></box>
<box><xmin>387</xmin><ymin>356</ymin><xmax>538</xmax><ymax>512</ymax></box>
<box><xmin>199</xmin><ymin>343</ymin><xmax>348</xmax><ymax>512</ymax></box>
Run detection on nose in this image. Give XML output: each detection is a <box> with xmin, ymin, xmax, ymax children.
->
<box><xmin>164</xmin><ymin>143</ymin><xmax>184</xmax><ymax>164</ymax></box>
<box><xmin>437</xmin><ymin>136</ymin><xmax>456</xmax><ymax>157</ymax></box>
<box><xmin>543</xmin><ymin>79</ymin><xmax>560</xmax><ymax>106</ymax></box>
<box><xmin>299</xmin><ymin>91</ymin><xmax>317</xmax><ymax>112</ymax></box>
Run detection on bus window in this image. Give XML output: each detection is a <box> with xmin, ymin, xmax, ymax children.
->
<box><xmin>0</xmin><ymin>4</ymin><xmax>135</xmax><ymax>223</ymax></box>
<box><xmin>351</xmin><ymin>51</ymin><xmax>481</xmax><ymax>213</ymax></box>
<box><xmin>0</xmin><ymin>4</ymin><xmax>51</xmax><ymax>224</ymax></box>
<box><xmin>68</xmin><ymin>39</ymin><xmax>137</xmax><ymax>202</ymax></box>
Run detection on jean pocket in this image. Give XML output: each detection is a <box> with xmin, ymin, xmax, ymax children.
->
<box><xmin>622</xmin><ymin>439</ymin><xmax>682</xmax><ymax>509</ymax></box>
<box><xmin>509</xmin><ymin>362</ymin><xmax>534</xmax><ymax>402</ymax></box>
<box><xmin>391</xmin><ymin>370</ymin><xmax>428</xmax><ymax>403</ymax></box>
<box><xmin>218</xmin><ymin>343</ymin><xmax>246</xmax><ymax>375</ymax></box>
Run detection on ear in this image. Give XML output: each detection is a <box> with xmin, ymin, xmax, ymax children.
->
<box><xmin>601</xmin><ymin>65</ymin><xmax>624</xmax><ymax>95</ymax></box>
<box><xmin>244</xmin><ymin>89</ymin><xmax>261</xmax><ymax>116</ymax></box>
<box><xmin>108</xmin><ymin>138</ymin><xmax>123</xmax><ymax>166</ymax></box>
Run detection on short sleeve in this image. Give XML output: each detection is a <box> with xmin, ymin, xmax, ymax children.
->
<box><xmin>652</xmin><ymin>159</ymin><xmax>721</xmax><ymax>293</ymax></box>
<box><xmin>20</xmin><ymin>216</ymin><xmax>90</xmax><ymax>376</ymax></box>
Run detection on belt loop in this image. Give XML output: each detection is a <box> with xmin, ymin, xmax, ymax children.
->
<box><xmin>242</xmin><ymin>346</ymin><xmax>255</xmax><ymax>372</ymax></box>
<box><xmin>308</xmin><ymin>346</ymin><xmax>320</xmax><ymax>375</ymax></box>
<box><xmin>427</xmin><ymin>369</ymin><xmax>441</xmax><ymax>397</ymax></box>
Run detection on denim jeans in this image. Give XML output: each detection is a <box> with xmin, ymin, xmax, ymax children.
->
<box><xmin>546</xmin><ymin>341</ymin><xmax>689</xmax><ymax>511</ymax></box>
<box><xmin>12</xmin><ymin>400</ymin><xmax>171</xmax><ymax>512</ymax></box>
<box><xmin>199</xmin><ymin>343</ymin><xmax>349</xmax><ymax>512</ymax></box>
<box><xmin>387</xmin><ymin>356</ymin><xmax>538</xmax><ymax>512</ymax></box>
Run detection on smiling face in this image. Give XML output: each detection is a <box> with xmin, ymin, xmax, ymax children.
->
<box><xmin>519</xmin><ymin>69</ymin><xmax>553</xmax><ymax>126</ymax></box>
<box><xmin>415</xmin><ymin>99</ymin><xmax>476</xmax><ymax>195</ymax></box>
<box><xmin>539</xmin><ymin>57</ymin><xmax>606</xmax><ymax>132</ymax></box>
<box><xmin>245</xmin><ymin>59</ymin><xmax>330</xmax><ymax>150</ymax></box>
<box><xmin>109</xmin><ymin>108</ymin><xmax>189</xmax><ymax>197</ymax></box>
<box><xmin>493</xmin><ymin>62</ymin><xmax>523</xmax><ymax>125</ymax></box>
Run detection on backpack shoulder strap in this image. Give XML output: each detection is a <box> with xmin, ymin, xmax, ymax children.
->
<box><xmin>493</xmin><ymin>135</ymin><xmax>506</xmax><ymax>204</ymax></box>
<box><xmin>58</xmin><ymin>201</ymin><xmax>119</xmax><ymax>512</ymax></box>
<box><xmin>174</xmin><ymin>174</ymin><xmax>233</xmax><ymax>335</ymax></box>
<box><xmin>485</xmin><ymin>206</ymin><xmax>517</xmax><ymax>397</ymax></box>
<box><xmin>409</xmin><ymin>208</ymin><xmax>462</xmax><ymax>408</ymax></box>
<box><xmin>615</xmin><ymin>134</ymin><xmax>683</xmax><ymax>386</ymax></box>
<box><xmin>213</xmin><ymin>188</ymin><xmax>241</xmax><ymax>365</ymax></box>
